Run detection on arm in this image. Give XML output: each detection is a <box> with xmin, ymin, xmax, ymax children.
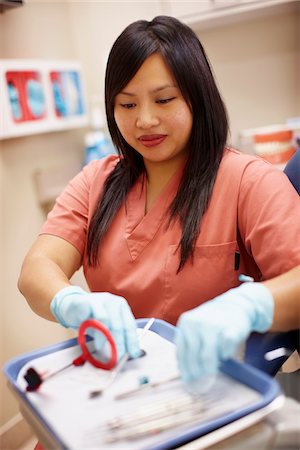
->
<box><xmin>18</xmin><ymin>234</ymin><xmax>82</xmax><ymax>321</ymax></box>
<box><xmin>176</xmin><ymin>160</ymin><xmax>300</xmax><ymax>381</ymax></box>
<box><xmin>176</xmin><ymin>265</ymin><xmax>300</xmax><ymax>381</ymax></box>
<box><xmin>263</xmin><ymin>264</ymin><xmax>300</xmax><ymax>331</ymax></box>
<box><xmin>18</xmin><ymin>234</ymin><xmax>140</xmax><ymax>359</ymax></box>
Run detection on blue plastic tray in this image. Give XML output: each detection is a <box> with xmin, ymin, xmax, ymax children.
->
<box><xmin>3</xmin><ymin>318</ymin><xmax>282</xmax><ymax>450</ymax></box>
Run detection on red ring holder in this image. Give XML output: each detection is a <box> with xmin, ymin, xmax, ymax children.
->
<box><xmin>77</xmin><ymin>319</ymin><xmax>118</xmax><ymax>370</ymax></box>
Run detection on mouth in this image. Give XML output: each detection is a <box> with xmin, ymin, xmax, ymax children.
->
<box><xmin>138</xmin><ymin>134</ymin><xmax>167</xmax><ymax>148</ymax></box>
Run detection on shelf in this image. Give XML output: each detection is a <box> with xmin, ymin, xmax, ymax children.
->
<box><xmin>0</xmin><ymin>59</ymin><xmax>88</xmax><ymax>139</ymax></box>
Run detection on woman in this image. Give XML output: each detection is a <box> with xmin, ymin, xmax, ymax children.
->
<box><xmin>18</xmin><ymin>16</ymin><xmax>300</xmax><ymax>382</ymax></box>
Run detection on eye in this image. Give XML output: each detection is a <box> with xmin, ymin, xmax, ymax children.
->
<box><xmin>120</xmin><ymin>103</ymin><xmax>136</xmax><ymax>109</ymax></box>
<box><xmin>156</xmin><ymin>97</ymin><xmax>175</xmax><ymax>104</ymax></box>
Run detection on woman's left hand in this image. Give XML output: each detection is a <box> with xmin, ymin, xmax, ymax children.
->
<box><xmin>175</xmin><ymin>282</ymin><xmax>274</xmax><ymax>382</ymax></box>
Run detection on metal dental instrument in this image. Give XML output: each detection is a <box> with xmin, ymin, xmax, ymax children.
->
<box><xmin>104</xmin><ymin>383</ymin><xmax>233</xmax><ymax>443</ymax></box>
<box><xmin>106</xmin><ymin>409</ymin><xmax>206</xmax><ymax>443</ymax></box>
<box><xmin>108</xmin><ymin>392</ymin><xmax>200</xmax><ymax>430</ymax></box>
<box><xmin>114</xmin><ymin>374</ymin><xmax>180</xmax><ymax>400</ymax></box>
<box><xmin>89</xmin><ymin>317</ymin><xmax>155</xmax><ymax>399</ymax></box>
<box><xmin>104</xmin><ymin>391</ymin><xmax>213</xmax><ymax>443</ymax></box>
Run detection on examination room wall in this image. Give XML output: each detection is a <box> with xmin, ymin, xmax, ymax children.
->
<box><xmin>1</xmin><ymin>0</ymin><xmax>299</xmax><ymax>442</ymax></box>
<box><xmin>0</xmin><ymin>1</ymin><xmax>85</xmax><ymax>433</ymax></box>
<box><xmin>198</xmin><ymin>10</ymin><xmax>300</xmax><ymax>146</ymax></box>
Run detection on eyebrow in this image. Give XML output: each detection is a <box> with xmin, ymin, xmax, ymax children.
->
<box><xmin>119</xmin><ymin>84</ymin><xmax>177</xmax><ymax>96</ymax></box>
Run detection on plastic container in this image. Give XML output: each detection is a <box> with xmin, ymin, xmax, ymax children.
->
<box><xmin>83</xmin><ymin>105</ymin><xmax>116</xmax><ymax>166</ymax></box>
<box><xmin>83</xmin><ymin>131</ymin><xmax>115</xmax><ymax>165</ymax></box>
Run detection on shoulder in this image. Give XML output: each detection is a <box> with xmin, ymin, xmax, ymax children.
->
<box><xmin>219</xmin><ymin>147</ymin><xmax>288</xmax><ymax>185</ymax></box>
<box><xmin>215</xmin><ymin>148</ymin><xmax>267</xmax><ymax>193</ymax></box>
<box><xmin>81</xmin><ymin>154</ymin><xmax>120</xmax><ymax>185</ymax></box>
<box><xmin>67</xmin><ymin>154</ymin><xmax>120</xmax><ymax>197</ymax></box>
<box><xmin>222</xmin><ymin>149</ymin><xmax>300</xmax><ymax>219</ymax></box>
<box><xmin>220</xmin><ymin>147</ymin><xmax>270</xmax><ymax>171</ymax></box>
<box><xmin>216</xmin><ymin>148</ymin><xmax>300</xmax><ymax>211</ymax></box>
<box><xmin>53</xmin><ymin>154</ymin><xmax>120</xmax><ymax>213</ymax></box>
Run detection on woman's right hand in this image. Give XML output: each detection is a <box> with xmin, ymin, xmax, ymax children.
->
<box><xmin>50</xmin><ymin>286</ymin><xmax>141</xmax><ymax>360</ymax></box>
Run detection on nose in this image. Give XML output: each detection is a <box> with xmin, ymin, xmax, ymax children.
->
<box><xmin>136</xmin><ymin>105</ymin><xmax>160</xmax><ymax>129</ymax></box>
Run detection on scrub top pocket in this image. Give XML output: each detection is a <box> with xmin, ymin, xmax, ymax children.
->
<box><xmin>161</xmin><ymin>241</ymin><xmax>239</xmax><ymax>325</ymax></box>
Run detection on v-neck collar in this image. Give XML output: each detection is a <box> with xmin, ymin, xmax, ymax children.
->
<box><xmin>125</xmin><ymin>165</ymin><xmax>184</xmax><ymax>260</ymax></box>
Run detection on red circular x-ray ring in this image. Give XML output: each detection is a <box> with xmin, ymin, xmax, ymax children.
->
<box><xmin>78</xmin><ymin>319</ymin><xmax>118</xmax><ymax>370</ymax></box>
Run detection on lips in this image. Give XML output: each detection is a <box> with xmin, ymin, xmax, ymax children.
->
<box><xmin>138</xmin><ymin>134</ymin><xmax>166</xmax><ymax>148</ymax></box>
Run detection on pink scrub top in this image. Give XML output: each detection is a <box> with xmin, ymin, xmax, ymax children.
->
<box><xmin>40</xmin><ymin>148</ymin><xmax>300</xmax><ymax>325</ymax></box>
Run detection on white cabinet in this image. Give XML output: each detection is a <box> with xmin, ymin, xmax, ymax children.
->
<box><xmin>163</xmin><ymin>0</ymin><xmax>299</xmax><ymax>28</ymax></box>
<box><xmin>168</xmin><ymin>0</ymin><xmax>242</xmax><ymax>19</ymax></box>
<box><xmin>0</xmin><ymin>59</ymin><xmax>88</xmax><ymax>139</ymax></box>
<box><xmin>167</xmin><ymin>1</ymin><xmax>212</xmax><ymax>18</ymax></box>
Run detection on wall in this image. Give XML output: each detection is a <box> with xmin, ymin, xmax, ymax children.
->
<box><xmin>0</xmin><ymin>0</ymin><xmax>299</xmax><ymax>436</ymax></box>
<box><xmin>196</xmin><ymin>8</ymin><xmax>300</xmax><ymax>147</ymax></box>
<box><xmin>0</xmin><ymin>0</ymin><xmax>86</xmax><ymax>430</ymax></box>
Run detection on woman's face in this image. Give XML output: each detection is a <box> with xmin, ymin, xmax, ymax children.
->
<box><xmin>114</xmin><ymin>53</ymin><xmax>193</xmax><ymax>169</ymax></box>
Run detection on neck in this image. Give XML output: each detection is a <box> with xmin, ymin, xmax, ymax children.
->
<box><xmin>143</xmin><ymin>156</ymin><xmax>187</xmax><ymax>213</ymax></box>
<box><xmin>144</xmin><ymin>156</ymin><xmax>187</xmax><ymax>189</ymax></box>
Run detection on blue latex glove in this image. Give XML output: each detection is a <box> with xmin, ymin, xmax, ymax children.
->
<box><xmin>50</xmin><ymin>286</ymin><xmax>140</xmax><ymax>360</ymax></box>
<box><xmin>175</xmin><ymin>282</ymin><xmax>274</xmax><ymax>382</ymax></box>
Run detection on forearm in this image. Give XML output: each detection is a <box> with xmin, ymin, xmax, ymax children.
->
<box><xmin>18</xmin><ymin>235</ymin><xmax>82</xmax><ymax>322</ymax></box>
<box><xmin>263</xmin><ymin>265</ymin><xmax>300</xmax><ymax>332</ymax></box>
<box><xmin>18</xmin><ymin>254</ymin><xmax>72</xmax><ymax>321</ymax></box>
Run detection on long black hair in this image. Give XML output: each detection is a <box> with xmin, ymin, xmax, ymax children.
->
<box><xmin>87</xmin><ymin>15</ymin><xmax>229</xmax><ymax>271</ymax></box>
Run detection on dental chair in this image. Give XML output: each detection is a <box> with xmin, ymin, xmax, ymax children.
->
<box><xmin>245</xmin><ymin>149</ymin><xmax>300</xmax><ymax>377</ymax></box>
<box><xmin>284</xmin><ymin>146</ymin><xmax>300</xmax><ymax>195</ymax></box>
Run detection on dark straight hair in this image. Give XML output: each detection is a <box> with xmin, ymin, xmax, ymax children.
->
<box><xmin>87</xmin><ymin>15</ymin><xmax>229</xmax><ymax>271</ymax></box>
